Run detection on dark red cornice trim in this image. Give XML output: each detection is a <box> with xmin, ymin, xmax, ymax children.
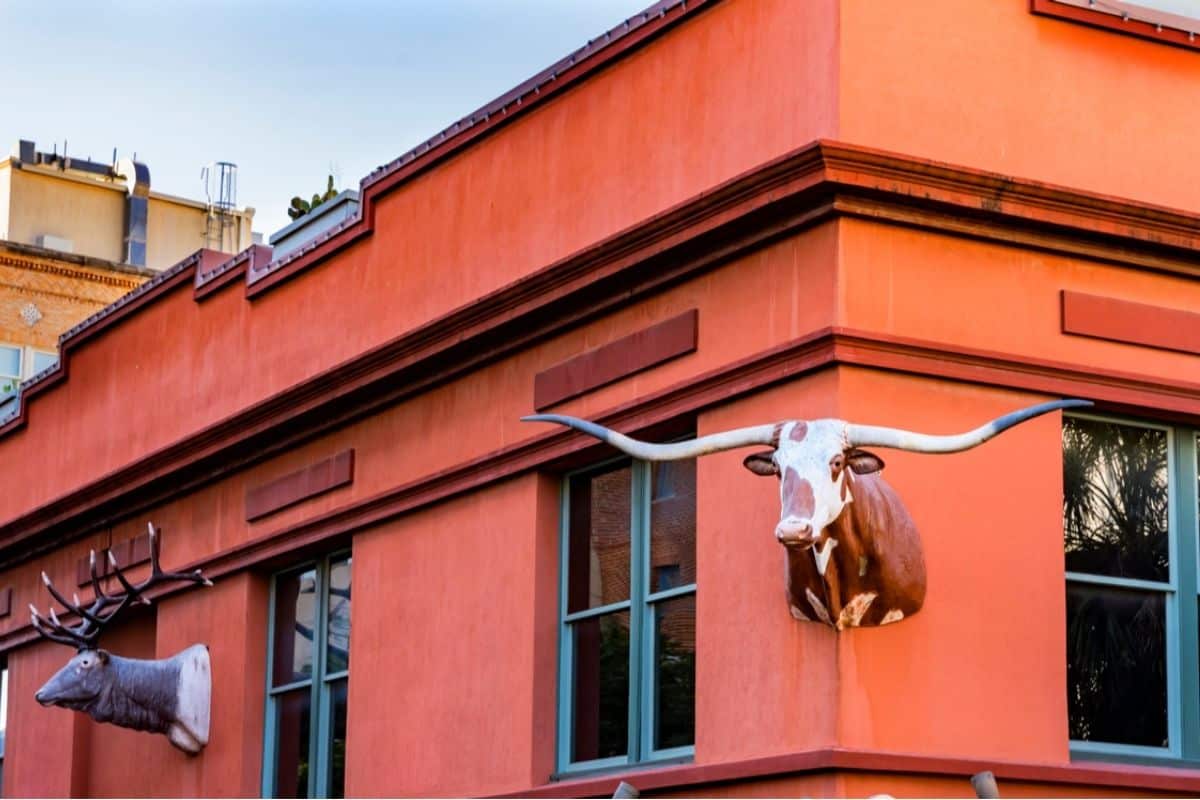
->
<box><xmin>194</xmin><ymin>244</ymin><xmax>272</xmax><ymax>301</ymax></box>
<box><xmin>489</xmin><ymin>746</ymin><xmax>1200</xmax><ymax>798</ymax></box>
<box><xmin>4</xmin><ymin>141</ymin><xmax>1200</xmax><ymax>571</ymax></box>
<box><xmin>3</xmin><ymin>325</ymin><xmax>1198</xmax><ymax>651</ymax></box>
<box><xmin>1031</xmin><ymin>0</ymin><xmax>1200</xmax><ymax>51</ymax></box>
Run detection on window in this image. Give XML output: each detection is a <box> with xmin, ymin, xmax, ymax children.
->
<box><xmin>264</xmin><ymin>555</ymin><xmax>351</xmax><ymax>798</ymax></box>
<box><xmin>0</xmin><ymin>349</ymin><xmax>19</xmax><ymax>398</ymax></box>
<box><xmin>31</xmin><ymin>351</ymin><xmax>57</xmax><ymax>376</ymax></box>
<box><xmin>0</xmin><ymin>662</ymin><xmax>7</xmax><ymax>796</ymax></box>
<box><xmin>1063</xmin><ymin>414</ymin><xmax>1200</xmax><ymax>761</ymax></box>
<box><xmin>0</xmin><ymin>346</ymin><xmax>59</xmax><ymax>397</ymax></box>
<box><xmin>558</xmin><ymin>454</ymin><xmax>696</xmax><ymax>773</ymax></box>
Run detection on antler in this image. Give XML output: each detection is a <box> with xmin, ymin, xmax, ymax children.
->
<box><xmin>29</xmin><ymin>523</ymin><xmax>213</xmax><ymax>651</ymax></box>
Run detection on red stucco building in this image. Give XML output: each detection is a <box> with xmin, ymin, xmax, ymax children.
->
<box><xmin>2</xmin><ymin>0</ymin><xmax>1200</xmax><ymax>796</ymax></box>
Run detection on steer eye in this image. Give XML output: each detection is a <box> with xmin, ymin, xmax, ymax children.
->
<box><xmin>830</xmin><ymin>454</ymin><xmax>844</xmax><ymax>470</ymax></box>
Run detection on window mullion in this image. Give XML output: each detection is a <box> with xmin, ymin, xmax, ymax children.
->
<box><xmin>556</xmin><ymin>480</ymin><xmax>573</xmax><ymax>771</ymax></box>
<box><xmin>308</xmin><ymin>561</ymin><xmax>329</xmax><ymax>798</ymax></box>
<box><xmin>1175</xmin><ymin>430</ymin><xmax>1200</xmax><ymax>759</ymax></box>
<box><xmin>262</xmin><ymin>574</ymin><xmax>280</xmax><ymax>798</ymax></box>
<box><xmin>628</xmin><ymin>460</ymin><xmax>649</xmax><ymax>763</ymax></box>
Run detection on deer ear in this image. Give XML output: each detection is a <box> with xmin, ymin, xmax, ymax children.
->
<box><xmin>846</xmin><ymin>448</ymin><xmax>884</xmax><ymax>475</ymax></box>
<box><xmin>742</xmin><ymin>451</ymin><xmax>778</xmax><ymax>476</ymax></box>
<box><xmin>96</xmin><ymin>650</ymin><xmax>109</xmax><ymax>665</ymax></box>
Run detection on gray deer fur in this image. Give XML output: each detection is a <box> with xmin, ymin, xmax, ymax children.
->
<box><xmin>35</xmin><ymin>644</ymin><xmax>211</xmax><ymax>753</ymax></box>
<box><xmin>29</xmin><ymin>523</ymin><xmax>214</xmax><ymax>754</ymax></box>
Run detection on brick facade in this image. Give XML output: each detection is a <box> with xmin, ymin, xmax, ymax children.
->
<box><xmin>0</xmin><ymin>242</ymin><xmax>145</xmax><ymax>355</ymax></box>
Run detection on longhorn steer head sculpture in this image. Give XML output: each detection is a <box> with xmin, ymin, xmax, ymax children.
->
<box><xmin>525</xmin><ymin>399</ymin><xmax>1089</xmax><ymax>630</ymax></box>
<box><xmin>30</xmin><ymin>523</ymin><xmax>214</xmax><ymax>754</ymax></box>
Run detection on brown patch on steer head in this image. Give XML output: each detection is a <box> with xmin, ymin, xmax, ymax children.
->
<box><xmin>780</xmin><ymin>467</ymin><xmax>815</xmax><ymax>520</ymax></box>
<box><xmin>787</xmin><ymin>421</ymin><xmax>809</xmax><ymax>442</ymax></box>
<box><xmin>743</xmin><ymin>451</ymin><xmax>778</xmax><ymax>476</ymax></box>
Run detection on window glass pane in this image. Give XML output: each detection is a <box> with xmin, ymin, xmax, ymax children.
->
<box><xmin>1066</xmin><ymin>582</ymin><xmax>1167</xmax><ymax>747</ymax></box>
<box><xmin>0</xmin><ymin>348</ymin><xmax>18</xmax><ymax>379</ymax></box>
<box><xmin>1063</xmin><ymin>418</ymin><xmax>1169</xmax><ymax>582</ymax></box>
<box><xmin>327</xmin><ymin>557</ymin><xmax>351</xmax><ymax>674</ymax></box>
<box><xmin>328</xmin><ymin>680</ymin><xmax>348</xmax><ymax>799</ymax></box>
<box><xmin>651</xmin><ymin>459</ymin><xmax>696</xmax><ymax>592</ymax></box>
<box><xmin>567</xmin><ymin>464</ymin><xmax>631</xmax><ymax>614</ymax></box>
<box><xmin>32</xmin><ymin>351</ymin><xmax>57</xmax><ymax>374</ymax></box>
<box><xmin>272</xmin><ymin>688</ymin><xmax>311</xmax><ymax>798</ymax></box>
<box><xmin>571</xmin><ymin>610</ymin><xmax>630</xmax><ymax>762</ymax></box>
<box><xmin>653</xmin><ymin>594</ymin><xmax>695</xmax><ymax>751</ymax></box>
<box><xmin>273</xmin><ymin>568</ymin><xmax>318</xmax><ymax>686</ymax></box>
<box><xmin>0</xmin><ymin>664</ymin><xmax>8</xmax><ymax>758</ymax></box>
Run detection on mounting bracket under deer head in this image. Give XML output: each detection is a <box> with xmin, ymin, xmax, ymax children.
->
<box><xmin>30</xmin><ymin>523</ymin><xmax>214</xmax><ymax>754</ymax></box>
<box><xmin>524</xmin><ymin>398</ymin><xmax>1090</xmax><ymax>631</ymax></box>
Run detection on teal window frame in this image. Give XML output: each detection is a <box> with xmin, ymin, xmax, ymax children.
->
<box><xmin>556</xmin><ymin>456</ymin><xmax>697</xmax><ymax>776</ymax></box>
<box><xmin>1065</xmin><ymin>412</ymin><xmax>1200</xmax><ymax>765</ymax></box>
<box><xmin>261</xmin><ymin>553</ymin><xmax>351</xmax><ymax>798</ymax></box>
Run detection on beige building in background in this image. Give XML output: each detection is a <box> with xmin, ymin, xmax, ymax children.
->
<box><xmin>0</xmin><ymin>139</ymin><xmax>254</xmax><ymax>269</ymax></box>
<box><xmin>0</xmin><ymin>138</ymin><xmax>255</xmax><ymax>397</ymax></box>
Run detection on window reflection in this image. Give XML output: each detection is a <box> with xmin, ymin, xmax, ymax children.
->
<box><xmin>1066</xmin><ymin>583</ymin><xmax>1166</xmax><ymax>746</ymax></box>
<box><xmin>273</xmin><ymin>569</ymin><xmax>318</xmax><ymax>686</ymax></box>
<box><xmin>1063</xmin><ymin>418</ymin><xmax>1168</xmax><ymax>582</ymax></box>
<box><xmin>653</xmin><ymin>595</ymin><xmax>695</xmax><ymax>751</ymax></box>
<box><xmin>567</xmin><ymin>465</ymin><xmax>632</xmax><ymax>613</ymax></box>
<box><xmin>273</xmin><ymin>688</ymin><xmax>311</xmax><ymax>798</ymax></box>
<box><xmin>327</xmin><ymin>558</ymin><xmax>351</xmax><ymax>674</ymax></box>
<box><xmin>571</xmin><ymin>611</ymin><xmax>630</xmax><ymax>762</ymax></box>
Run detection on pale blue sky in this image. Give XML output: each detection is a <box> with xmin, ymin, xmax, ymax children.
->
<box><xmin>0</xmin><ymin>0</ymin><xmax>650</xmax><ymax>237</ymax></box>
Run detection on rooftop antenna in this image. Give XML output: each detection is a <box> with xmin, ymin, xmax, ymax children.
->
<box><xmin>201</xmin><ymin>161</ymin><xmax>238</xmax><ymax>252</ymax></box>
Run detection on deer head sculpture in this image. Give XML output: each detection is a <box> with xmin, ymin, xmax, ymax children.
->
<box><xmin>29</xmin><ymin>523</ymin><xmax>214</xmax><ymax>754</ymax></box>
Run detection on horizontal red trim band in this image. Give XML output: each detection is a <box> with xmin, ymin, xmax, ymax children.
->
<box><xmin>1062</xmin><ymin>290</ymin><xmax>1200</xmax><ymax>356</ymax></box>
<box><xmin>491</xmin><ymin>746</ymin><xmax>1200</xmax><ymax>797</ymax></box>
<box><xmin>245</xmin><ymin>449</ymin><xmax>355</xmax><ymax>522</ymax></box>
<box><xmin>534</xmin><ymin>309</ymin><xmax>698</xmax><ymax>409</ymax></box>
<box><xmin>1031</xmin><ymin>0</ymin><xmax>1200</xmax><ymax>51</ymax></box>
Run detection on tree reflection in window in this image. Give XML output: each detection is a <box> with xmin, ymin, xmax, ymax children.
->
<box><xmin>1063</xmin><ymin>418</ymin><xmax>1168</xmax><ymax>581</ymax></box>
<box><xmin>1063</xmin><ymin>417</ymin><xmax>1169</xmax><ymax>747</ymax></box>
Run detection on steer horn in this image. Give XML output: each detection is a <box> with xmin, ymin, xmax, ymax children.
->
<box><xmin>522</xmin><ymin>399</ymin><xmax>1091</xmax><ymax>459</ymax></box>
<box><xmin>845</xmin><ymin>399</ymin><xmax>1092</xmax><ymax>452</ymax></box>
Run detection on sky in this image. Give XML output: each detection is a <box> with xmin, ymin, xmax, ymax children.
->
<box><xmin>0</xmin><ymin>0</ymin><xmax>651</xmax><ymax>237</ymax></box>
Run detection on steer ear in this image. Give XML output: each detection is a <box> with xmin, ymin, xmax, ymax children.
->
<box><xmin>845</xmin><ymin>448</ymin><xmax>885</xmax><ymax>475</ymax></box>
<box><xmin>742</xmin><ymin>451</ymin><xmax>778</xmax><ymax>476</ymax></box>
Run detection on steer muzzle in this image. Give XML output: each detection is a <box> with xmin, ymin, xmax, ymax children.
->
<box><xmin>775</xmin><ymin>518</ymin><xmax>817</xmax><ymax>548</ymax></box>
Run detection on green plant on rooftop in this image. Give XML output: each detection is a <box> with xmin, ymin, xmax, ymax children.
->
<box><xmin>287</xmin><ymin>175</ymin><xmax>339</xmax><ymax>221</ymax></box>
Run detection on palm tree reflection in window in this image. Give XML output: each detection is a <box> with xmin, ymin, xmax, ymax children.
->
<box><xmin>1063</xmin><ymin>418</ymin><xmax>1168</xmax><ymax>747</ymax></box>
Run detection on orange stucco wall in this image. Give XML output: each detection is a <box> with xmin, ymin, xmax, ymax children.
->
<box><xmin>838</xmin><ymin>0</ymin><xmax>1200</xmax><ymax>211</ymax></box>
<box><xmin>0</xmin><ymin>1</ymin><xmax>1197</xmax><ymax>797</ymax></box>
